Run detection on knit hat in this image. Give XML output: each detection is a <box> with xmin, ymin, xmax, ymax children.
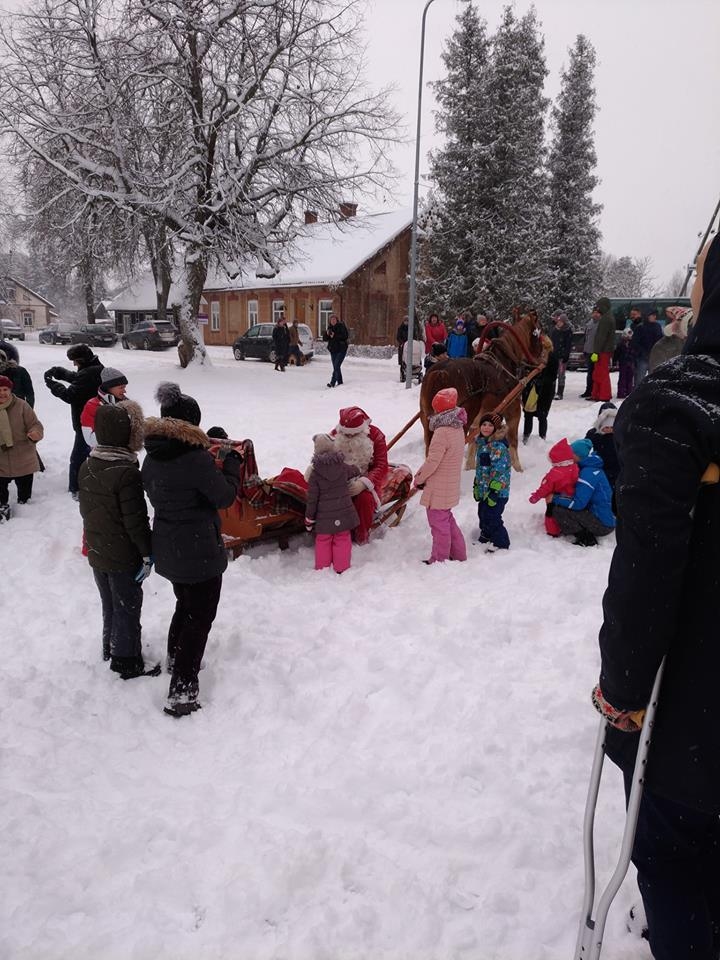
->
<box><xmin>0</xmin><ymin>374</ymin><xmax>12</xmax><ymax>389</ymax></box>
<box><xmin>337</xmin><ymin>406</ymin><xmax>370</xmax><ymax>434</ymax></box>
<box><xmin>570</xmin><ymin>438</ymin><xmax>593</xmax><ymax>460</ymax></box>
<box><xmin>155</xmin><ymin>381</ymin><xmax>202</xmax><ymax>426</ymax></box>
<box><xmin>431</xmin><ymin>342</ymin><xmax>447</xmax><ymax>357</ymax></box>
<box><xmin>454</xmin><ymin>318</ymin><xmax>465</xmax><ymax>329</ymax></box>
<box><xmin>100</xmin><ymin>367</ymin><xmax>128</xmax><ymax>390</ymax></box>
<box><xmin>595</xmin><ymin>407</ymin><xmax>617</xmax><ymax>431</ymax></box>
<box><xmin>313</xmin><ymin>433</ymin><xmax>335</xmax><ymax>455</ymax></box>
<box><xmin>206</xmin><ymin>426</ymin><xmax>228</xmax><ymax>440</ymax></box>
<box><xmin>548</xmin><ymin>438</ymin><xmax>576</xmax><ymax>465</ymax></box>
<box><xmin>479</xmin><ymin>412</ymin><xmax>502</xmax><ymax>432</ymax></box>
<box><xmin>431</xmin><ymin>387</ymin><xmax>458</xmax><ymax>413</ymax></box>
<box><xmin>67</xmin><ymin>343</ymin><xmax>94</xmax><ymax>362</ymax></box>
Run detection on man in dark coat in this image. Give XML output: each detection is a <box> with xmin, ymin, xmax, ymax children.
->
<box><xmin>324</xmin><ymin>314</ymin><xmax>349</xmax><ymax>387</ymax></box>
<box><xmin>549</xmin><ymin>312</ymin><xmax>572</xmax><ymax>399</ymax></box>
<box><xmin>0</xmin><ymin>348</ymin><xmax>34</xmax><ymax>406</ymax></box>
<box><xmin>271</xmin><ymin>316</ymin><xmax>290</xmax><ymax>371</ymax></box>
<box><xmin>630</xmin><ymin>306</ymin><xmax>663</xmax><ymax>382</ymax></box>
<box><xmin>78</xmin><ymin>399</ymin><xmax>155</xmax><ymax>678</ymax></box>
<box><xmin>592</xmin><ymin>235</ymin><xmax>720</xmax><ymax>959</ymax></box>
<box><xmin>44</xmin><ymin>344</ymin><xmax>104</xmax><ymax>497</ymax></box>
<box><xmin>0</xmin><ymin>339</ymin><xmax>19</xmax><ymax>363</ymax></box>
<box><xmin>142</xmin><ymin>382</ymin><xmax>240</xmax><ymax>717</ymax></box>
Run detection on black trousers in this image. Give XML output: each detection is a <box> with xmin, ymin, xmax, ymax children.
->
<box><xmin>553</xmin><ymin>506</ymin><xmax>613</xmax><ymax>539</ymax></box>
<box><xmin>93</xmin><ymin>570</ymin><xmax>143</xmax><ymax>660</ymax></box>
<box><xmin>0</xmin><ymin>474</ymin><xmax>33</xmax><ymax>504</ymax></box>
<box><xmin>167</xmin><ymin>576</ymin><xmax>223</xmax><ymax>703</ymax></box>
<box><xmin>523</xmin><ymin>411</ymin><xmax>548</xmax><ymax>440</ymax></box>
<box><xmin>69</xmin><ymin>428</ymin><xmax>90</xmax><ymax>494</ymax></box>
<box><xmin>624</xmin><ymin>770</ymin><xmax>720</xmax><ymax>960</ymax></box>
<box><xmin>329</xmin><ymin>348</ymin><xmax>346</xmax><ymax>386</ymax></box>
<box><xmin>584</xmin><ymin>355</ymin><xmax>595</xmax><ymax>396</ymax></box>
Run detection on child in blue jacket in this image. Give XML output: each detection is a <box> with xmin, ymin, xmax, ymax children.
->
<box><xmin>473</xmin><ymin>412</ymin><xmax>511</xmax><ymax>551</ymax></box>
<box><xmin>552</xmin><ymin>438</ymin><xmax>615</xmax><ymax>546</ymax></box>
<box><xmin>446</xmin><ymin>319</ymin><xmax>468</xmax><ymax>359</ymax></box>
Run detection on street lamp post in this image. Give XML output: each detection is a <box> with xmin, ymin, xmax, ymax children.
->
<box><xmin>406</xmin><ymin>0</ymin><xmax>469</xmax><ymax>390</ymax></box>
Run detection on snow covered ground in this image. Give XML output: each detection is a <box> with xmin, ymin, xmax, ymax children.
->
<box><xmin>2</xmin><ymin>340</ymin><xmax>651</xmax><ymax>960</ymax></box>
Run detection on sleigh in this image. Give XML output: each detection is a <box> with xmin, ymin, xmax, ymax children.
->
<box><xmin>210</xmin><ymin>439</ymin><xmax>414</xmax><ymax>557</ymax></box>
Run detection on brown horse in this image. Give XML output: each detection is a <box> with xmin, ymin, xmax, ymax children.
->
<box><xmin>419</xmin><ymin>312</ymin><xmax>544</xmax><ymax>471</ymax></box>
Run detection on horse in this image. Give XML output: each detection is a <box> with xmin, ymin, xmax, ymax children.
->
<box><xmin>419</xmin><ymin>311</ymin><xmax>544</xmax><ymax>471</ymax></box>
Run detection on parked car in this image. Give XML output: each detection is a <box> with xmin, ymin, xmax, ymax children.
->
<box><xmin>69</xmin><ymin>322</ymin><xmax>119</xmax><ymax>347</ymax></box>
<box><xmin>121</xmin><ymin>320</ymin><xmax>180</xmax><ymax>350</ymax></box>
<box><xmin>567</xmin><ymin>331</ymin><xmax>623</xmax><ymax>372</ymax></box>
<box><xmin>232</xmin><ymin>322</ymin><xmax>315</xmax><ymax>363</ymax></box>
<box><xmin>38</xmin><ymin>322</ymin><xmax>80</xmax><ymax>345</ymax></box>
<box><xmin>0</xmin><ymin>318</ymin><xmax>25</xmax><ymax>341</ymax></box>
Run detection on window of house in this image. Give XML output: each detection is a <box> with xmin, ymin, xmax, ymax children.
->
<box><xmin>247</xmin><ymin>299</ymin><xmax>258</xmax><ymax>328</ymax></box>
<box><xmin>318</xmin><ymin>299</ymin><xmax>333</xmax><ymax>337</ymax></box>
<box><xmin>6</xmin><ymin>286</ymin><xmax>16</xmax><ymax>301</ymax></box>
<box><xmin>22</xmin><ymin>311</ymin><xmax>34</xmax><ymax>326</ymax></box>
<box><xmin>272</xmin><ymin>299</ymin><xmax>285</xmax><ymax>323</ymax></box>
<box><xmin>210</xmin><ymin>301</ymin><xmax>220</xmax><ymax>332</ymax></box>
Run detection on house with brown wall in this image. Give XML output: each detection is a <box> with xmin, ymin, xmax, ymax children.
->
<box><xmin>202</xmin><ymin>207</ymin><xmax>411</xmax><ymax>346</ymax></box>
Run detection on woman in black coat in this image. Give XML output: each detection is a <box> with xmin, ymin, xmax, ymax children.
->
<box><xmin>323</xmin><ymin>314</ymin><xmax>349</xmax><ymax>387</ymax></box>
<box><xmin>0</xmin><ymin>349</ymin><xmax>34</xmax><ymax>406</ymax></box>
<box><xmin>142</xmin><ymin>382</ymin><xmax>240</xmax><ymax>717</ymax></box>
<box><xmin>522</xmin><ymin>337</ymin><xmax>558</xmax><ymax>442</ymax></box>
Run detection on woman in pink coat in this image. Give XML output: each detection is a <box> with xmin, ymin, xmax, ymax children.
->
<box><xmin>414</xmin><ymin>387</ymin><xmax>467</xmax><ymax>563</ymax></box>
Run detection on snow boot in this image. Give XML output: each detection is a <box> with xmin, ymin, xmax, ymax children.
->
<box><xmin>0</xmin><ymin>503</ymin><xmax>11</xmax><ymax>522</ymax></box>
<box><xmin>163</xmin><ymin>700</ymin><xmax>202</xmax><ymax>718</ymax></box>
<box><xmin>573</xmin><ymin>529</ymin><xmax>598</xmax><ymax>547</ymax></box>
<box><xmin>110</xmin><ymin>656</ymin><xmax>161</xmax><ymax>680</ymax></box>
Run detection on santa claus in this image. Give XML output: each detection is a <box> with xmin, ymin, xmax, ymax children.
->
<box><xmin>331</xmin><ymin>406</ymin><xmax>389</xmax><ymax>544</ymax></box>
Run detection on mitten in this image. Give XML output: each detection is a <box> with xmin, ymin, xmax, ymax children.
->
<box><xmin>473</xmin><ymin>478</ymin><xmax>481</xmax><ymax>502</ymax></box>
<box><xmin>135</xmin><ymin>556</ymin><xmax>154</xmax><ymax>583</ymax></box>
<box><xmin>529</xmin><ymin>490</ymin><xmax>540</xmax><ymax>504</ymax></box>
<box><xmin>591</xmin><ymin>684</ymin><xmax>645</xmax><ymax>733</ymax></box>
<box><xmin>590</xmin><ymin>353</ymin><xmax>598</xmax><ymax>362</ymax></box>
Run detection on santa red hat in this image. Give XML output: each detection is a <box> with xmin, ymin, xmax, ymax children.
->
<box><xmin>337</xmin><ymin>406</ymin><xmax>370</xmax><ymax>435</ymax></box>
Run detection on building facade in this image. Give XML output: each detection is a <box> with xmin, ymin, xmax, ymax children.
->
<box><xmin>0</xmin><ymin>276</ymin><xmax>56</xmax><ymax>330</ymax></box>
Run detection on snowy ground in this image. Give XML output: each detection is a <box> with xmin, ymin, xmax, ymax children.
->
<box><xmin>2</xmin><ymin>340</ymin><xmax>651</xmax><ymax>960</ymax></box>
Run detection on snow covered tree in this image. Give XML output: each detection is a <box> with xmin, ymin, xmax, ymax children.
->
<box><xmin>0</xmin><ymin>0</ymin><xmax>397</xmax><ymax>363</ymax></box>
<box><xmin>421</xmin><ymin>6</ymin><xmax>553</xmax><ymax>320</ymax></box>
<box><xmin>598</xmin><ymin>253</ymin><xmax>657</xmax><ymax>298</ymax></box>
<box><xmin>547</xmin><ymin>35</ymin><xmax>601</xmax><ymax>326</ymax></box>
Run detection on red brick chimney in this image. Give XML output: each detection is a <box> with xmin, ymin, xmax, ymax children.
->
<box><xmin>304</xmin><ymin>210</ymin><xmax>318</xmax><ymax>225</ymax></box>
<box><xmin>339</xmin><ymin>202</ymin><xmax>358</xmax><ymax>220</ymax></box>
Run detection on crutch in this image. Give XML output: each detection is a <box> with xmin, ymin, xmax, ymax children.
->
<box><xmin>574</xmin><ymin>658</ymin><xmax>665</xmax><ymax>960</ymax></box>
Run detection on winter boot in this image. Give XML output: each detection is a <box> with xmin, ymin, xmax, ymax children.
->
<box><xmin>573</xmin><ymin>529</ymin><xmax>599</xmax><ymax>547</ymax></box>
<box><xmin>110</xmin><ymin>655</ymin><xmax>161</xmax><ymax>680</ymax></box>
<box><xmin>0</xmin><ymin>503</ymin><xmax>11</xmax><ymax>522</ymax></box>
<box><xmin>163</xmin><ymin>700</ymin><xmax>202</xmax><ymax>718</ymax></box>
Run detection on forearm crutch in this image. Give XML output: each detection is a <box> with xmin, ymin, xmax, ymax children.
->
<box><xmin>574</xmin><ymin>659</ymin><xmax>665</xmax><ymax>960</ymax></box>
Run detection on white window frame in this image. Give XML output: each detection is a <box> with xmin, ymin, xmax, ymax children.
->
<box><xmin>272</xmin><ymin>299</ymin><xmax>285</xmax><ymax>323</ymax></box>
<box><xmin>210</xmin><ymin>301</ymin><xmax>220</xmax><ymax>332</ymax></box>
<box><xmin>22</xmin><ymin>311</ymin><xmax>34</xmax><ymax>327</ymax></box>
<box><xmin>318</xmin><ymin>299</ymin><xmax>333</xmax><ymax>337</ymax></box>
<box><xmin>247</xmin><ymin>299</ymin><xmax>258</xmax><ymax>329</ymax></box>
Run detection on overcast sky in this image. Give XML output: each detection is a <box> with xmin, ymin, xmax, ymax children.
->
<box><xmin>364</xmin><ymin>0</ymin><xmax>720</xmax><ymax>289</ymax></box>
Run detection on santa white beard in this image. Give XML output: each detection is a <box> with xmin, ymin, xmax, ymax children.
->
<box><xmin>334</xmin><ymin>427</ymin><xmax>374</xmax><ymax>473</ymax></box>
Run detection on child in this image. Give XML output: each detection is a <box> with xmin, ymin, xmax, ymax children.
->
<box><xmin>424</xmin><ymin>340</ymin><xmax>448</xmax><ymax>371</ymax></box>
<box><xmin>528</xmin><ymin>438</ymin><xmax>579</xmax><ymax>537</ymax></box>
<box><xmin>414</xmin><ymin>387</ymin><xmax>467</xmax><ymax>564</ymax></box>
<box><xmin>585</xmin><ymin>403</ymin><xmax>619</xmax><ymax>512</ymax></box>
<box><xmin>446</xmin><ymin>319</ymin><xmax>468</xmax><ymax>358</ymax></box>
<box><xmin>305</xmin><ymin>433</ymin><xmax>360</xmax><ymax>574</ymax></box>
<box><xmin>613</xmin><ymin>328</ymin><xmax>635</xmax><ymax>398</ymax></box>
<box><xmin>78</xmin><ymin>400</ymin><xmax>159</xmax><ymax>678</ymax></box>
<box><xmin>473</xmin><ymin>412</ymin><xmax>511</xmax><ymax>551</ymax></box>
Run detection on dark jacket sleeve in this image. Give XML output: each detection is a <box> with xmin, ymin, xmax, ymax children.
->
<box><xmin>598</xmin><ymin>384</ymin><xmax>713</xmax><ymax>710</ymax></box>
<box><xmin>196</xmin><ymin>451</ymin><xmax>240</xmax><ymax>509</ymax></box>
<box><xmin>118</xmin><ymin>469</ymin><xmax>153</xmax><ymax>558</ymax></box>
<box><xmin>306</xmin><ymin>472</ymin><xmax>319</xmax><ymax>520</ymax></box>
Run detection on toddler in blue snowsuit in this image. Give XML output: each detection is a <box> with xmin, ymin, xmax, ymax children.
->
<box><xmin>473</xmin><ymin>413</ymin><xmax>511</xmax><ymax>551</ymax></box>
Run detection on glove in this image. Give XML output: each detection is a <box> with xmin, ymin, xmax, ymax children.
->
<box><xmin>135</xmin><ymin>556</ymin><xmax>154</xmax><ymax>583</ymax></box>
<box><xmin>473</xmin><ymin>478</ymin><xmax>481</xmax><ymax>502</ymax></box>
<box><xmin>529</xmin><ymin>491</ymin><xmax>540</xmax><ymax>504</ymax></box>
<box><xmin>304</xmin><ymin>517</ymin><xmax>315</xmax><ymax>533</ymax></box>
<box><xmin>590</xmin><ymin>353</ymin><xmax>598</xmax><ymax>363</ymax></box>
<box><xmin>591</xmin><ymin>684</ymin><xmax>645</xmax><ymax>733</ymax></box>
<box><xmin>489</xmin><ymin>480</ymin><xmax>502</xmax><ymax>492</ymax></box>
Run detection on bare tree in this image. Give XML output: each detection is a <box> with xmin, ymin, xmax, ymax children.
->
<box><xmin>0</xmin><ymin>0</ymin><xmax>398</xmax><ymax>363</ymax></box>
<box><xmin>597</xmin><ymin>253</ymin><xmax>657</xmax><ymax>298</ymax></box>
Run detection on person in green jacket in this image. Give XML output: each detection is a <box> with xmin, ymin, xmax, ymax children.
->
<box><xmin>590</xmin><ymin>297</ymin><xmax>616</xmax><ymax>402</ymax></box>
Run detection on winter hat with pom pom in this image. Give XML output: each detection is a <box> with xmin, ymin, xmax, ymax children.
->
<box><xmin>479</xmin><ymin>412</ymin><xmax>502</xmax><ymax>432</ymax></box>
<box><xmin>155</xmin><ymin>381</ymin><xmax>201</xmax><ymax>426</ymax></box>
<box><xmin>431</xmin><ymin>387</ymin><xmax>458</xmax><ymax>413</ymax></box>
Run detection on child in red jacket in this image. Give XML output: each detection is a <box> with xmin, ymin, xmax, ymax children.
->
<box><xmin>528</xmin><ymin>437</ymin><xmax>579</xmax><ymax>536</ymax></box>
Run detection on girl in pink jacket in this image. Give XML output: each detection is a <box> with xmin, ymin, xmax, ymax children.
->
<box><xmin>414</xmin><ymin>387</ymin><xmax>467</xmax><ymax>564</ymax></box>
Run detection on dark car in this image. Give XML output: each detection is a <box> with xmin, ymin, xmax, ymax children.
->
<box><xmin>232</xmin><ymin>322</ymin><xmax>314</xmax><ymax>362</ymax></box>
<box><xmin>0</xmin><ymin>318</ymin><xmax>25</xmax><ymax>341</ymax></box>
<box><xmin>38</xmin><ymin>322</ymin><xmax>79</xmax><ymax>345</ymax></box>
<box><xmin>567</xmin><ymin>331</ymin><xmax>623</xmax><ymax>371</ymax></box>
<box><xmin>121</xmin><ymin>320</ymin><xmax>180</xmax><ymax>351</ymax></box>
<box><xmin>69</xmin><ymin>322</ymin><xmax>118</xmax><ymax>347</ymax></box>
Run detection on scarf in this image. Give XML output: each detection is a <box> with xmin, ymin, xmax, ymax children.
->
<box><xmin>429</xmin><ymin>407</ymin><xmax>468</xmax><ymax>432</ymax></box>
<box><xmin>0</xmin><ymin>394</ymin><xmax>14</xmax><ymax>449</ymax></box>
<box><xmin>89</xmin><ymin>445</ymin><xmax>137</xmax><ymax>463</ymax></box>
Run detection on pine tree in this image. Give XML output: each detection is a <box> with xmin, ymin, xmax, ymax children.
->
<box><xmin>547</xmin><ymin>35</ymin><xmax>601</xmax><ymax>326</ymax></box>
<box><xmin>418</xmin><ymin>4</ymin><xmax>491</xmax><ymax>318</ymax></box>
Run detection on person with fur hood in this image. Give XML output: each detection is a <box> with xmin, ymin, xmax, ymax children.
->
<box><xmin>413</xmin><ymin>387</ymin><xmax>467</xmax><ymax>564</ymax></box>
<box><xmin>0</xmin><ymin>348</ymin><xmax>34</xmax><ymax>407</ymax></box>
<box><xmin>78</xmin><ymin>399</ymin><xmax>158</xmax><ymax>679</ymax></box>
<box><xmin>305</xmin><ymin>434</ymin><xmax>360</xmax><ymax>574</ymax></box>
<box><xmin>142</xmin><ymin>382</ymin><xmax>241</xmax><ymax>717</ymax></box>
<box><xmin>528</xmin><ymin>438</ymin><xmax>580</xmax><ymax>537</ymax></box>
<box><xmin>331</xmin><ymin>406</ymin><xmax>389</xmax><ymax>545</ymax></box>
<box><xmin>0</xmin><ymin>375</ymin><xmax>43</xmax><ymax>520</ymax></box>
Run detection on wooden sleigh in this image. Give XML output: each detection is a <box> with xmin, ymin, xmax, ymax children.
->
<box><xmin>210</xmin><ymin>439</ymin><xmax>415</xmax><ymax>558</ymax></box>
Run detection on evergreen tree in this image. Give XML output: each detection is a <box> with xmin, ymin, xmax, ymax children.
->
<box><xmin>547</xmin><ymin>35</ymin><xmax>601</xmax><ymax>326</ymax></box>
